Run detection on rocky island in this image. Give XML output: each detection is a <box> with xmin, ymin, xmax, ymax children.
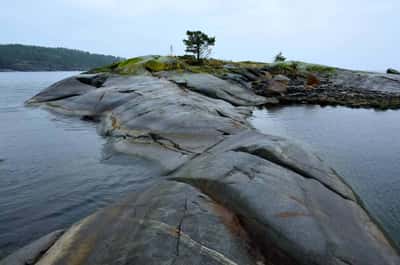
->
<box><xmin>2</xmin><ymin>55</ymin><xmax>400</xmax><ymax>265</ymax></box>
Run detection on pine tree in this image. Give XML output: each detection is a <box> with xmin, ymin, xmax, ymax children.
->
<box><xmin>183</xmin><ymin>31</ymin><xmax>216</xmax><ymax>61</ymax></box>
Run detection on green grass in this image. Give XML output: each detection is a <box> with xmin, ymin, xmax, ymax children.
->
<box><xmin>265</xmin><ymin>61</ymin><xmax>337</xmax><ymax>76</ymax></box>
<box><xmin>89</xmin><ymin>56</ymin><xmax>337</xmax><ymax>77</ymax></box>
<box><xmin>304</xmin><ymin>63</ymin><xmax>336</xmax><ymax>74</ymax></box>
<box><xmin>117</xmin><ymin>57</ymin><xmax>144</xmax><ymax>68</ymax></box>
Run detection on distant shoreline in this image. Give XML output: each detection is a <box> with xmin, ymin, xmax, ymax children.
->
<box><xmin>0</xmin><ymin>69</ymin><xmax>84</xmax><ymax>72</ymax></box>
<box><xmin>0</xmin><ymin>44</ymin><xmax>123</xmax><ymax>73</ymax></box>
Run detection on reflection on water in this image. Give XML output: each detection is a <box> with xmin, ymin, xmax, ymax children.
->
<box><xmin>0</xmin><ymin>72</ymin><xmax>162</xmax><ymax>258</ymax></box>
<box><xmin>250</xmin><ymin>105</ymin><xmax>400</xmax><ymax>247</ymax></box>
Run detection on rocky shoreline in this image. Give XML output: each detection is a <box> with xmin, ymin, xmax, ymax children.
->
<box><xmin>275</xmin><ymin>71</ymin><xmax>400</xmax><ymax>109</ymax></box>
<box><xmin>2</xmin><ymin>56</ymin><xmax>400</xmax><ymax>265</ymax></box>
<box><xmin>242</xmin><ymin>65</ymin><xmax>400</xmax><ymax>110</ymax></box>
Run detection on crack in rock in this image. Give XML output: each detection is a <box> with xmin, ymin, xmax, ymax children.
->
<box><xmin>232</xmin><ymin>147</ymin><xmax>355</xmax><ymax>202</ymax></box>
<box><xmin>129</xmin><ymin>217</ymin><xmax>239</xmax><ymax>265</ymax></box>
<box><xmin>175</xmin><ymin>198</ymin><xmax>188</xmax><ymax>257</ymax></box>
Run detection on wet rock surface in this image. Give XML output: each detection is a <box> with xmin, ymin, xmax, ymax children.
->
<box><xmin>0</xmin><ymin>230</ymin><xmax>64</xmax><ymax>265</ymax></box>
<box><xmin>3</xmin><ymin>67</ymin><xmax>400</xmax><ymax>265</ymax></box>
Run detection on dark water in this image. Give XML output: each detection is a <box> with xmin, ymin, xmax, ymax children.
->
<box><xmin>250</xmin><ymin>105</ymin><xmax>400</xmax><ymax>247</ymax></box>
<box><xmin>0</xmin><ymin>72</ymin><xmax>163</xmax><ymax>258</ymax></box>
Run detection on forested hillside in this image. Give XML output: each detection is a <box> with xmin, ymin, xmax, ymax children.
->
<box><xmin>0</xmin><ymin>44</ymin><xmax>123</xmax><ymax>71</ymax></box>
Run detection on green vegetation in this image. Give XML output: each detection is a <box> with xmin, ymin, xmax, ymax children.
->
<box><xmin>274</xmin><ymin>52</ymin><xmax>286</xmax><ymax>62</ymax></box>
<box><xmin>91</xmin><ymin>54</ymin><xmax>337</xmax><ymax>79</ymax></box>
<box><xmin>0</xmin><ymin>44</ymin><xmax>123</xmax><ymax>71</ymax></box>
<box><xmin>305</xmin><ymin>63</ymin><xmax>336</xmax><ymax>74</ymax></box>
<box><xmin>91</xmin><ymin>55</ymin><xmax>265</xmax><ymax>76</ymax></box>
<box><xmin>144</xmin><ymin>57</ymin><xmax>186</xmax><ymax>72</ymax></box>
<box><xmin>265</xmin><ymin>61</ymin><xmax>336</xmax><ymax>76</ymax></box>
<box><xmin>90</xmin><ymin>55</ymin><xmax>183</xmax><ymax>75</ymax></box>
<box><xmin>183</xmin><ymin>31</ymin><xmax>216</xmax><ymax>61</ymax></box>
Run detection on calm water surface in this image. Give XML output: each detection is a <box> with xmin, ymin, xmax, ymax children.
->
<box><xmin>0</xmin><ymin>72</ymin><xmax>162</xmax><ymax>258</ymax></box>
<box><xmin>1</xmin><ymin>73</ymin><xmax>399</xmax><ymax>257</ymax></box>
<box><xmin>250</xmin><ymin>105</ymin><xmax>400</xmax><ymax>247</ymax></box>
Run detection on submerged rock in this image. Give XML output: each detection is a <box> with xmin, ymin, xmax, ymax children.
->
<box><xmin>10</xmin><ymin>63</ymin><xmax>400</xmax><ymax>265</ymax></box>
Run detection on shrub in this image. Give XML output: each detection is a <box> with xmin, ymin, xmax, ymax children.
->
<box><xmin>274</xmin><ymin>52</ymin><xmax>286</xmax><ymax>62</ymax></box>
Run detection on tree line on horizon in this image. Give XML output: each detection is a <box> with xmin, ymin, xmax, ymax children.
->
<box><xmin>0</xmin><ymin>44</ymin><xmax>123</xmax><ymax>71</ymax></box>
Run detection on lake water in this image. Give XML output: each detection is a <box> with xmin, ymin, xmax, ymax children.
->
<box><xmin>250</xmin><ymin>105</ymin><xmax>400</xmax><ymax>248</ymax></box>
<box><xmin>0</xmin><ymin>73</ymin><xmax>399</xmax><ymax>258</ymax></box>
<box><xmin>0</xmin><ymin>72</ymin><xmax>163</xmax><ymax>258</ymax></box>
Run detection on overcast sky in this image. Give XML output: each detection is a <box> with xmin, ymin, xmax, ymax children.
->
<box><xmin>1</xmin><ymin>0</ymin><xmax>399</xmax><ymax>71</ymax></box>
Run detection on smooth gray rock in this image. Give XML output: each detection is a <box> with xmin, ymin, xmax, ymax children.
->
<box><xmin>208</xmin><ymin>131</ymin><xmax>356</xmax><ymax>201</ymax></box>
<box><xmin>27</xmin><ymin>74</ymin><xmax>251</xmax><ymax>172</ymax></box>
<box><xmin>34</xmin><ymin>181</ymin><xmax>262</xmax><ymax>265</ymax></box>
<box><xmin>159</xmin><ymin>72</ymin><xmax>268</xmax><ymax>106</ymax></box>
<box><xmin>0</xmin><ymin>230</ymin><xmax>64</xmax><ymax>265</ymax></box>
<box><xmin>273</xmin><ymin>74</ymin><xmax>290</xmax><ymax>83</ymax></box>
<box><xmin>25</xmin><ymin>75</ymin><xmax>100</xmax><ymax>104</ymax></box>
<box><xmin>170</xmin><ymin>132</ymin><xmax>399</xmax><ymax>265</ymax></box>
<box><xmin>40</xmin><ymin>87</ymin><xmax>138</xmax><ymax>116</ymax></box>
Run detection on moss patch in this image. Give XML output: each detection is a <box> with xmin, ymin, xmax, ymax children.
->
<box><xmin>235</xmin><ymin>61</ymin><xmax>267</xmax><ymax>68</ymax></box>
<box><xmin>144</xmin><ymin>57</ymin><xmax>185</xmax><ymax>72</ymax></box>
<box><xmin>90</xmin><ymin>57</ymin><xmax>145</xmax><ymax>75</ymax></box>
<box><xmin>265</xmin><ymin>62</ymin><xmax>300</xmax><ymax>76</ymax></box>
<box><xmin>303</xmin><ymin>63</ymin><xmax>336</xmax><ymax>75</ymax></box>
<box><xmin>265</xmin><ymin>61</ymin><xmax>336</xmax><ymax>76</ymax></box>
<box><xmin>118</xmin><ymin>57</ymin><xmax>144</xmax><ymax>68</ymax></box>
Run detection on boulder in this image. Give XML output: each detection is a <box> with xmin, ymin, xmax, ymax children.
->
<box><xmin>261</xmin><ymin>74</ymin><xmax>290</xmax><ymax>96</ymax></box>
<box><xmin>387</xmin><ymin>68</ymin><xmax>400</xmax><ymax>75</ymax></box>
<box><xmin>227</xmin><ymin>67</ymin><xmax>260</xmax><ymax>82</ymax></box>
<box><xmin>273</xmin><ymin>74</ymin><xmax>290</xmax><ymax>84</ymax></box>
<box><xmin>306</xmin><ymin>73</ymin><xmax>321</xmax><ymax>87</ymax></box>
